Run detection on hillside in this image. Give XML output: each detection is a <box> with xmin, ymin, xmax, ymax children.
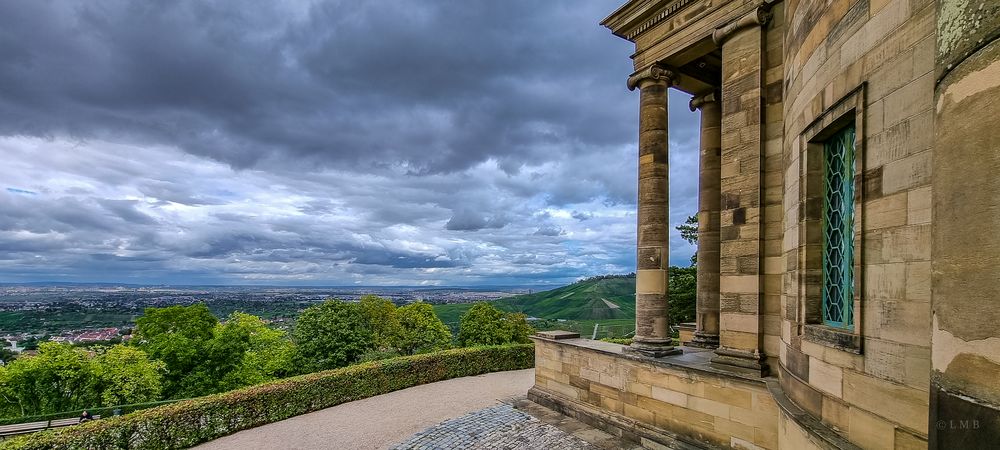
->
<box><xmin>433</xmin><ymin>276</ymin><xmax>635</xmax><ymax>326</ymax></box>
<box><xmin>432</xmin><ymin>269</ymin><xmax>695</xmax><ymax>339</ymax></box>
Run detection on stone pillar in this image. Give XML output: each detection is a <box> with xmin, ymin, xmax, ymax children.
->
<box><xmin>710</xmin><ymin>7</ymin><xmax>771</xmax><ymax>376</ymax></box>
<box><xmin>930</xmin><ymin>2</ymin><xmax>1000</xmax><ymax>447</ymax></box>
<box><xmin>625</xmin><ymin>64</ymin><xmax>681</xmax><ymax>358</ymax></box>
<box><xmin>689</xmin><ymin>91</ymin><xmax>721</xmax><ymax>349</ymax></box>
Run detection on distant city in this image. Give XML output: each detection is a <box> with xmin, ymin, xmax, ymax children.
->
<box><xmin>0</xmin><ymin>283</ymin><xmax>545</xmax><ymax>355</ymax></box>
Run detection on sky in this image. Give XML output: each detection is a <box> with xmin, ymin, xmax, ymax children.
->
<box><xmin>0</xmin><ymin>1</ymin><xmax>701</xmax><ymax>287</ymax></box>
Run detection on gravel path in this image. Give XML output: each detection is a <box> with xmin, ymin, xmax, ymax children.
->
<box><xmin>195</xmin><ymin>369</ymin><xmax>535</xmax><ymax>450</ymax></box>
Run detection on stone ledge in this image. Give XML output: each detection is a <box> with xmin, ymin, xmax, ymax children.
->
<box><xmin>528</xmin><ymin>387</ymin><xmax>718</xmax><ymax>450</ymax></box>
<box><xmin>529</xmin><ymin>335</ymin><xmax>772</xmax><ymax>385</ymax></box>
<box><xmin>803</xmin><ymin>325</ymin><xmax>863</xmax><ymax>355</ymax></box>
<box><xmin>535</xmin><ymin>330</ymin><xmax>581</xmax><ymax>340</ymax></box>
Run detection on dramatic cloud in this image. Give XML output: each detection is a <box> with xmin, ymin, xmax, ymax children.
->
<box><xmin>0</xmin><ymin>0</ymin><xmax>700</xmax><ymax>286</ymax></box>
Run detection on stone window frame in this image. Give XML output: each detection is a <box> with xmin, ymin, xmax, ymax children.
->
<box><xmin>796</xmin><ymin>85</ymin><xmax>865</xmax><ymax>354</ymax></box>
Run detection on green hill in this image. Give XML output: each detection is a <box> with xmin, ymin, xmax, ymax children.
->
<box><xmin>433</xmin><ymin>276</ymin><xmax>636</xmax><ymax>329</ymax></box>
<box><xmin>499</xmin><ymin>276</ymin><xmax>635</xmax><ymax>320</ymax></box>
<box><xmin>432</xmin><ymin>269</ymin><xmax>695</xmax><ymax>339</ymax></box>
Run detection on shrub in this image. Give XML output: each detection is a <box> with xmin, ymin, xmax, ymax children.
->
<box><xmin>1</xmin><ymin>344</ymin><xmax>534</xmax><ymax>450</ymax></box>
<box><xmin>396</xmin><ymin>302</ymin><xmax>452</xmax><ymax>355</ymax></box>
<box><xmin>357</xmin><ymin>295</ymin><xmax>404</xmax><ymax>351</ymax></box>
<box><xmin>457</xmin><ymin>303</ymin><xmax>533</xmax><ymax>347</ymax></box>
<box><xmin>292</xmin><ymin>300</ymin><xmax>373</xmax><ymax>373</ymax></box>
<box><xmin>0</xmin><ymin>343</ymin><xmax>164</xmax><ymax>419</ymax></box>
<box><xmin>0</xmin><ymin>400</ymin><xmax>183</xmax><ymax>427</ymax></box>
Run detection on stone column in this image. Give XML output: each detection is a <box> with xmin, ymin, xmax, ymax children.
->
<box><xmin>689</xmin><ymin>91</ymin><xmax>721</xmax><ymax>349</ymax></box>
<box><xmin>625</xmin><ymin>64</ymin><xmax>681</xmax><ymax>358</ymax></box>
<box><xmin>710</xmin><ymin>6</ymin><xmax>771</xmax><ymax>376</ymax></box>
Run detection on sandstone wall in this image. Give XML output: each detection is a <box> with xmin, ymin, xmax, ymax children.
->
<box><xmin>531</xmin><ymin>337</ymin><xmax>779</xmax><ymax>449</ymax></box>
<box><xmin>780</xmin><ymin>0</ymin><xmax>934</xmax><ymax>448</ymax></box>
<box><xmin>930</xmin><ymin>0</ymin><xmax>1000</xmax><ymax>447</ymax></box>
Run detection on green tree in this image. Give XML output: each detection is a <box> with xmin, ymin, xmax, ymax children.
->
<box><xmin>292</xmin><ymin>299</ymin><xmax>373</xmax><ymax>372</ymax></box>
<box><xmin>357</xmin><ymin>295</ymin><xmax>403</xmax><ymax>351</ymax></box>
<box><xmin>505</xmin><ymin>312</ymin><xmax>534</xmax><ymax>344</ymax></box>
<box><xmin>0</xmin><ymin>347</ymin><xmax>16</xmax><ymax>364</ymax></box>
<box><xmin>457</xmin><ymin>302</ymin><xmax>533</xmax><ymax>347</ymax></box>
<box><xmin>669</xmin><ymin>266</ymin><xmax>697</xmax><ymax>326</ymax></box>
<box><xmin>215</xmin><ymin>312</ymin><xmax>296</xmax><ymax>390</ymax></box>
<box><xmin>678</xmin><ymin>214</ymin><xmax>698</xmax><ymax>245</ymax></box>
<box><xmin>677</xmin><ymin>214</ymin><xmax>699</xmax><ymax>266</ymax></box>
<box><xmin>0</xmin><ymin>342</ymin><xmax>97</xmax><ymax>417</ymax></box>
<box><xmin>91</xmin><ymin>345</ymin><xmax>164</xmax><ymax>407</ymax></box>
<box><xmin>132</xmin><ymin>304</ymin><xmax>218</xmax><ymax>398</ymax></box>
<box><xmin>396</xmin><ymin>302</ymin><xmax>452</xmax><ymax>355</ymax></box>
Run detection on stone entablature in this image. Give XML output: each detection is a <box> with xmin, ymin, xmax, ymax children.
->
<box><xmin>602</xmin><ymin>0</ymin><xmax>703</xmax><ymax>41</ymax></box>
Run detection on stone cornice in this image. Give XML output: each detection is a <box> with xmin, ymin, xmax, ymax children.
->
<box><xmin>627</xmin><ymin>64</ymin><xmax>678</xmax><ymax>91</ymax></box>
<box><xmin>688</xmin><ymin>91</ymin><xmax>718</xmax><ymax>111</ymax></box>
<box><xmin>601</xmin><ymin>0</ymin><xmax>700</xmax><ymax>42</ymax></box>
<box><xmin>711</xmin><ymin>5</ymin><xmax>772</xmax><ymax>45</ymax></box>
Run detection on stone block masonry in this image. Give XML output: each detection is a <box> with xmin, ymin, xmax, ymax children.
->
<box><xmin>530</xmin><ymin>336</ymin><xmax>778</xmax><ymax>449</ymax></box>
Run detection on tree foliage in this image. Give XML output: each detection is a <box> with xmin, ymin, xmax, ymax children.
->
<box><xmin>91</xmin><ymin>345</ymin><xmax>165</xmax><ymax>407</ymax></box>
<box><xmin>2</xmin><ymin>345</ymin><xmax>535</xmax><ymax>450</ymax></box>
<box><xmin>357</xmin><ymin>295</ymin><xmax>403</xmax><ymax>351</ymax></box>
<box><xmin>0</xmin><ymin>348</ymin><xmax>17</xmax><ymax>364</ymax></box>
<box><xmin>678</xmin><ymin>214</ymin><xmax>699</xmax><ymax>245</ymax></box>
<box><xmin>132</xmin><ymin>305</ymin><xmax>296</xmax><ymax>398</ymax></box>
<box><xmin>292</xmin><ymin>300</ymin><xmax>373</xmax><ymax>373</ymax></box>
<box><xmin>669</xmin><ymin>266</ymin><xmax>697</xmax><ymax>325</ymax></box>
<box><xmin>214</xmin><ymin>312</ymin><xmax>297</xmax><ymax>391</ymax></box>
<box><xmin>396</xmin><ymin>302</ymin><xmax>452</xmax><ymax>355</ymax></box>
<box><xmin>0</xmin><ymin>342</ymin><xmax>163</xmax><ymax>418</ymax></box>
<box><xmin>677</xmin><ymin>214</ymin><xmax>699</xmax><ymax>266</ymax></box>
<box><xmin>132</xmin><ymin>304</ymin><xmax>219</xmax><ymax>398</ymax></box>
<box><xmin>0</xmin><ymin>294</ymin><xmax>544</xmax><ymax>421</ymax></box>
<box><xmin>457</xmin><ymin>302</ymin><xmax>533</xmax><ymax>347</ymax></box>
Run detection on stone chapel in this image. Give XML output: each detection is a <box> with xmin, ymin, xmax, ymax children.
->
<box><xmin>528</xmin><ymin>1</ymin><xmax>1000</xmax><ymax>449</ymax></box>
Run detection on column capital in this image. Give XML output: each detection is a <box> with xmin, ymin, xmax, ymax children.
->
<box><xmin>689</xmin><ymin>91</ymin><xmax>719</xmax><ymax>112</ymax></box>
<box><xmin>711</xmin><ymin>6</ymin><xmax>772</xmax><ymax>46</ymax></box>
<box><xmin>627</xmin><ymin>63</ymin><xmax>678</xmax><ymax>91</ymax></box>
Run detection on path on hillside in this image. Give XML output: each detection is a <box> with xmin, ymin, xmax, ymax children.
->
<box><xmin>195</xmin><ymin>369</ymin><xmax>535</xmax><ymax>450</ymax></box>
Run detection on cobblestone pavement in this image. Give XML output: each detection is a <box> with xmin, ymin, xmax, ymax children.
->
<box><xmin>391</xmin><ymin>403</ymin><xmax>602</xmax><ymax>450</ymax></box>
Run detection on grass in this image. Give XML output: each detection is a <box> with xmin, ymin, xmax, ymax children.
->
<box><xmin>433</xmin><ymin>277</ymin><xmax>637</xmax><ymax>338</ymax></box>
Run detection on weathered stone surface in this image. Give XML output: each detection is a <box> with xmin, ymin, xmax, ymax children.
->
<box><xmin>587</xmin><ymin>0</ymin><xmax>997</xmax><ymax>448</ymax></box>
<box><xmin>931</xmin><ymin>28</ymin><xmax>1000</xmax><ymax>449</ymax></box>
<box><xmin>391</xmin><ymin>403</ymin><xmax>610</xmax><ymax>450</ymax></box>
<box><xmin>533</xmin><ymin>339</ymin><xmax>777</xmax><ymax>449</ymax></box>
<box><xmin>536</xmin><ymin>330</ymin><xmax>581</xmax><ymax>340</ymax></box>
<box><xmin>632</xmin><ymin>71</ymin><xmax>680</xmax><ymax>357</ymax></box>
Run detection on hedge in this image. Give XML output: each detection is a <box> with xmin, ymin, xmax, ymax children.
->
<box><xmin>1</xmin><ymin>344</ymin><xmax>534</xmax><ymax>450</ymax></box>
<box><xmin>0</xmin><ymin>400</ymin><xmax>185</xmax><ymax>427</ymax></box>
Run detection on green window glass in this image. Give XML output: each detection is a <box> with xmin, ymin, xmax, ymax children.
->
<box><xmin>822</xmin><ymin>125</ymin><xmax>856</xmax><ymax>329</ymax></box>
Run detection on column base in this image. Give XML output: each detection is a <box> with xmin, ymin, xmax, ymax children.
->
<box><xmin>626</xmin><ymin>338</ymin><xmax>683</xmax><ymax>358</ymax></box>
<box><xmin>710</xmin><ymin>346</ymin><xmax>769</xmax><ymax>377</ymax></box>
<box><xmin>687</xmin><ymin>331</ymin><xmax>720</xmax><ymax>349</ymax></box>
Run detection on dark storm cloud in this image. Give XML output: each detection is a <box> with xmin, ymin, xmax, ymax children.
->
<box><xmin>445</xmin><ymin>209</ymin><xmax>510</xmax><ymax>232</ymax></box>
<box><xmin>0</xmin><ymin>0</ymin><xmax>644</xmax><ymax>174</ymax></box>
<box><xmin>0</xmin><ymin>1</ymin><xmax>701</xmax><ymax>285</ymax></box>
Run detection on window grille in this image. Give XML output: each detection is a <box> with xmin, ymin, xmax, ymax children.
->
<box><xmin>822</xmin><ymin>125</ymin><xmax>856</xmax><ymax>329</ymax></box>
